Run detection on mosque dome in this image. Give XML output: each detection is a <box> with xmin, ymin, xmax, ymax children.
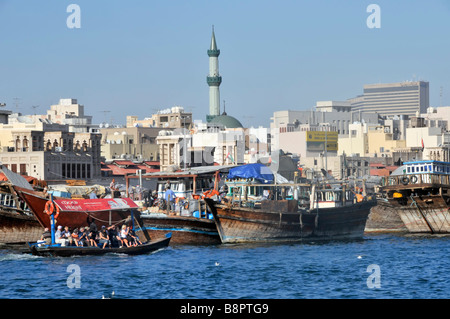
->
<box><xmin>209</xmin><ymin>114</ymin><xmax>244</xmax><ymax>129</ymax></box>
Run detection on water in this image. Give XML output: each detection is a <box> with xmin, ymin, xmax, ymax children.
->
<box><xmin>1</xmin><ymin>233</ymin><xmax>449</xmax><ymax>299</ymax></box>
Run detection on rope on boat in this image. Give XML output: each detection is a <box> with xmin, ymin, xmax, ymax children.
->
<box><xmin>80</xmin><ymin>210</ymin><xmax>131</xmax><ymax>226</ymax></box>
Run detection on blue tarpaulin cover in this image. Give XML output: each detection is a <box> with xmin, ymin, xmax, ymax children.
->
<box><xmin>227</xmin><ymin>163</ymin><xmax>274</xmax><ymax>184</ymax></box>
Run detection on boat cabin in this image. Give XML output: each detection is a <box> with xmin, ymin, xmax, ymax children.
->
<box><xmin>404</xmin><ymin>160</ymin><xmax>450</xmax><ymax>175</ymax></box>
<box><xmin>382</xmin><ymin>160</ymin><xmax>450</xmax><ymax>187</ymax></box>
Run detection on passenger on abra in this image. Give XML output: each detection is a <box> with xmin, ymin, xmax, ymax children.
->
<box><xmin>39</xmin><ymin>228</ymin><xmax>52</xmax><ymax>245</ymax></box>
<box><xmin>71</xmin><ymin>228</ymin><xmax>80</xmax><ymax>246</ymax></box>
<box><xmin>88</xmin><ymin>229</ymin><xmax>98</xmax><ymax>247</ymax></box>
<box><xmin>127</xmin><ymin>228</ymin><xmax>142</xmax><ymax>246</ymax></box>
<box><xmin>107</xmin><ymin>225</ymin><xmax>121</xmax><ymax>248</ymax></box>
<box><xmin>55</xmin><ymin>225</ymin><xmax>64</xmax><ymax>245</ymax></box>
<box><xmin>98</xmin><ymin>226</ymin><xmax>110</xmax><ymax>249</ymax></box>
<box><xmin>119</xmin><ymin>224</ymin><xmax>130</xmax><ymax>247</ymax></box>
<box><xmin>78</xmin><ymin>227</ymin><xmax>88</xmax><ymax>247</ymax></box>
<box><xmin>87</xmin><ymin>215</ymin><xmax>98</xmax><ymax>245</ymax></box>
<box><xmin>61</xmin><ymin>226</ymin><xmax>73</xmax><ymax>246</ymax></box>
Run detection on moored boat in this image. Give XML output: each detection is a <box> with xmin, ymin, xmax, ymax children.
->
<box><xmin>126</xmin><ymin>166</ymin><xmax>234</xmax><ymax>245</ymax></box>
<box><xmin>379</xmin><ymin>160</ymin><xmax>450</xmax><ymax>233</ymax></box>
<box><xmin>137</xmin><ymin>212</ymin><xmax>221</xmax><ymax>245</ymax></box>
<box><xmin>14</xmin><ymin>186</ymin><xmax>138</xmax><ymax>230</ymax></box>
<box><xmin>28</xmin><ymin>232</ymin><xmax>171</xmax><ymax>257</ymax></box>
<box><xmin>0</xmin><ymin>166</ymin><xmax>44</xmax><ymax>244</ymax></box>
<box><xmin>205</xmin><ymin>163</ymin><xmax>376</xmax><ymax>243</ymax></box>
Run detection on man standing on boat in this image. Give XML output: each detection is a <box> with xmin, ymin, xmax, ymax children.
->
<box><xmin>164</xmin><ymin>185</ymin><xmax>176</xmax><ymax>212</ymax></box>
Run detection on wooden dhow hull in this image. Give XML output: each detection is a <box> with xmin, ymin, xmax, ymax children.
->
<box><xmin>137</xmin><ymin>213</ymin><xmax>221</xmax><ymax>245</ymax></box>
<box><xmin>205</xmin><ymin>199</ymin><xmax>375</xmax><ymax>243</ymax></box>
<box><xmin>0</xmin><ymin>210</ymin><xmax>42</xmax><ymax>244</ymax></box>
<box><xmin>378</xmin><ymin>194</ymin><xmax>450</xmax><ymax>233</ymax></box>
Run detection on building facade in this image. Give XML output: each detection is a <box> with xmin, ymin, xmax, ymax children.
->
<box><xmin>350</xmin><ymin>81</ymin><xmax>429</xmax><ymax>118</ymax></box>
<box><xmin>0</xmin><ymin>120</ymin><xmax>101</xmax><ymax>180</ymax></box>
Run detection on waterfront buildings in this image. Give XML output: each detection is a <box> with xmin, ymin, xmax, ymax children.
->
<box><xmin>0</xmin><ymin>119</ymin><xmax>101</xmax><ymax>180</ymax></box>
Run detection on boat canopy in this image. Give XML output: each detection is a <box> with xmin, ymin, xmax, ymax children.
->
<box><xmin>54</xmin><ymin>198</ymin><xmax>138</xmax><ymax>212</ymax></box>
<box><xmin>227</xmin><ymin>163</ymin><xmax>274</xmax><ymax>184</ymax></box>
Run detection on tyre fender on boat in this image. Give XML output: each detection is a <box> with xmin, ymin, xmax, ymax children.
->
<box><xmin>410</xmin><ymin>175</ymin><xmax>418</xmax><ymax>184</ymax></box>
<box><xmin>401</xmin><ymin>176</ymin><xmax>410</xmax><ymax>185</ymax></box>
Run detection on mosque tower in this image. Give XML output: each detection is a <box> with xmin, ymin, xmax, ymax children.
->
<box><xmin>206</xmin><ymin>26</ymin><xmax>222</xmax><ymax>122</ymax></box>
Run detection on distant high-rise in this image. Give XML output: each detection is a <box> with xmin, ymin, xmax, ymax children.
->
<box><xmin>350</xmin><ymin>81</ymin><xmax>429</xmax><ymax>118</ymax></box>
<box><xmin>206</xmin><ymin>26</ymin><xmax>222</xmax><ymax>123</ymax></box>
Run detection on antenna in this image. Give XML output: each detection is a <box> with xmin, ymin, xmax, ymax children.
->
<box><xmin>440</xmin><ymin>86</ymin><xmax>443</xmax><ymax>107</ymax></box>
<box><xmin>32</xmin><ymin>105</ymin><xmax>39</xmax><ymax>115</ymax></box>
<box><xmin>13</xmin><ymin>97</ymin><xmax>21</xmax><ymax>111</ymax></box>
<box><xmin>100</xmin><ymin>110</ymin><xmax>111</xmax><ymax>123</ymax></box>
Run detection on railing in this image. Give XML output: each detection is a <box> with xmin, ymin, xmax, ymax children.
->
<box><xmin>381</xmin><ymin>173</ymin><xmax>450</xmax><ymax>187</ymax></box>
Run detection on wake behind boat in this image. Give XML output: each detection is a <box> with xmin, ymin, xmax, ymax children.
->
<box><xmin>28</xmin><ymin>232</ymin><xmax>171</xmax><ymax>257</ymax></box>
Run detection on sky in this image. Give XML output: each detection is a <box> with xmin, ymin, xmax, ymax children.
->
<box><xmin>1</xmin><ymin>0</ymin><xmax>450</xmax><ymax>127</ymax></box>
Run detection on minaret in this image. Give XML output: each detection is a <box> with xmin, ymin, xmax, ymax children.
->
<box><xmin>206</xmin><ymin>26</ymin><xmax>222</xmax><ymax>122</ymax></box>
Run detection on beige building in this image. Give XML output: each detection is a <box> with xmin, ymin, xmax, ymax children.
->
<box><xmin>156</xmin><ymin>123</ymin><xmax>245</xmax><ymax>172</ymax></box>
<box><xmin>126</xmin><ymin>106</ymin><xmax>192</xmax><ymax>129</ymax></box>
<box><xmin>8</xmin><ymin>98</ymin><xmax>96</xmax><ymax>133</ymax></box>
<box><xmin>0</xmin><ymin>120</ymin><xmax>101</xmax><ymax>180</ymax></box>
<box><xmin>339</xmin><ymin>122</ymin><xmax>406</xmax><ymax>158</ymax></box>
<box><xmin>367</xmin><ymin>125</ymin><xmax>406</xmax><ymax>156</ymax></box>
<box><xmin>100</xmin><ymin>126</ymin><xmax>162</xmax><ymax>161</ymax></box>
<box><xmin>338</xmin><ymin>122</ymin><xmax>370</xmax><ymax>156</ymax></box>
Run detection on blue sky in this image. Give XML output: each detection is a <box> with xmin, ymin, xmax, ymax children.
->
<box><xmin>1</xmin><ymin>1</ymin><xmax>450</xmax><ymax>127</ymax></box>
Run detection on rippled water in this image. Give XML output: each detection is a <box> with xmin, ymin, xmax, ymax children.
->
<box><xmin>1</xmin><ymin>233</ymin><xmax>449</xmax><ymax>299</ymax></box>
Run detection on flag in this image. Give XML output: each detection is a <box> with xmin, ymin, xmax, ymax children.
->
<box><xmin>226</xmin><ymin>152</ymin><xmax>234</xmax><ymax>163</ymax></box>
<box><xmin>421</xmin><ymin>138</ymin><xmax>424</xmax><ymax>152</ymax></box>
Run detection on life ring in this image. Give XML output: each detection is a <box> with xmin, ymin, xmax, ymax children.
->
<box><xmin>410</xmin><ymin>175</ymin><xmax>418</xmax><ymax>184</ymax></box>
<box><xmin>44</xmin><ymin>200</ymin><xmax>60</xmax><ymax>219</ymax></box>
<box><xmin>401</xmin><ymin>176</ymin><xmax>410</xmax><ymax>185</ymax></box>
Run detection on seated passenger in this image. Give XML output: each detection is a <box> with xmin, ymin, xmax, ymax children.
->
<box><xmin>119</xmin><ymin>224</ymin><xmax>130</xmax><ymax>248</ymax></box>
<box><xmin>88</xmin><ymin>229</ymin><xmax>98</xmax><ymax>247</ymax></box>
<box><xmin>98</xmin><ymin>226</ymin><xmax>110</xmax><ymax>249</ymax></box>
<box><xmin>127</xmin><ymin>228</ymin><xmax>142</xmax><ymax>246</ymax></box>
<box><xmin>61</xmin><ymin>226</ymin><xmax>73</xmax><ymax>246</ymax></box>
<box><xmin>39</xmin><ymin>228</ymin><xmax>52</xmax><ymax>245</ymax></box>
<box><xmin>78</xmin><ymin>227</ymin><xmax>88</xmax><ymax>247</ymax></box>
<box><xmin>71</xmin><ymin>228</ymin><xmax>80</xmax><ymax>247</ymax></box>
